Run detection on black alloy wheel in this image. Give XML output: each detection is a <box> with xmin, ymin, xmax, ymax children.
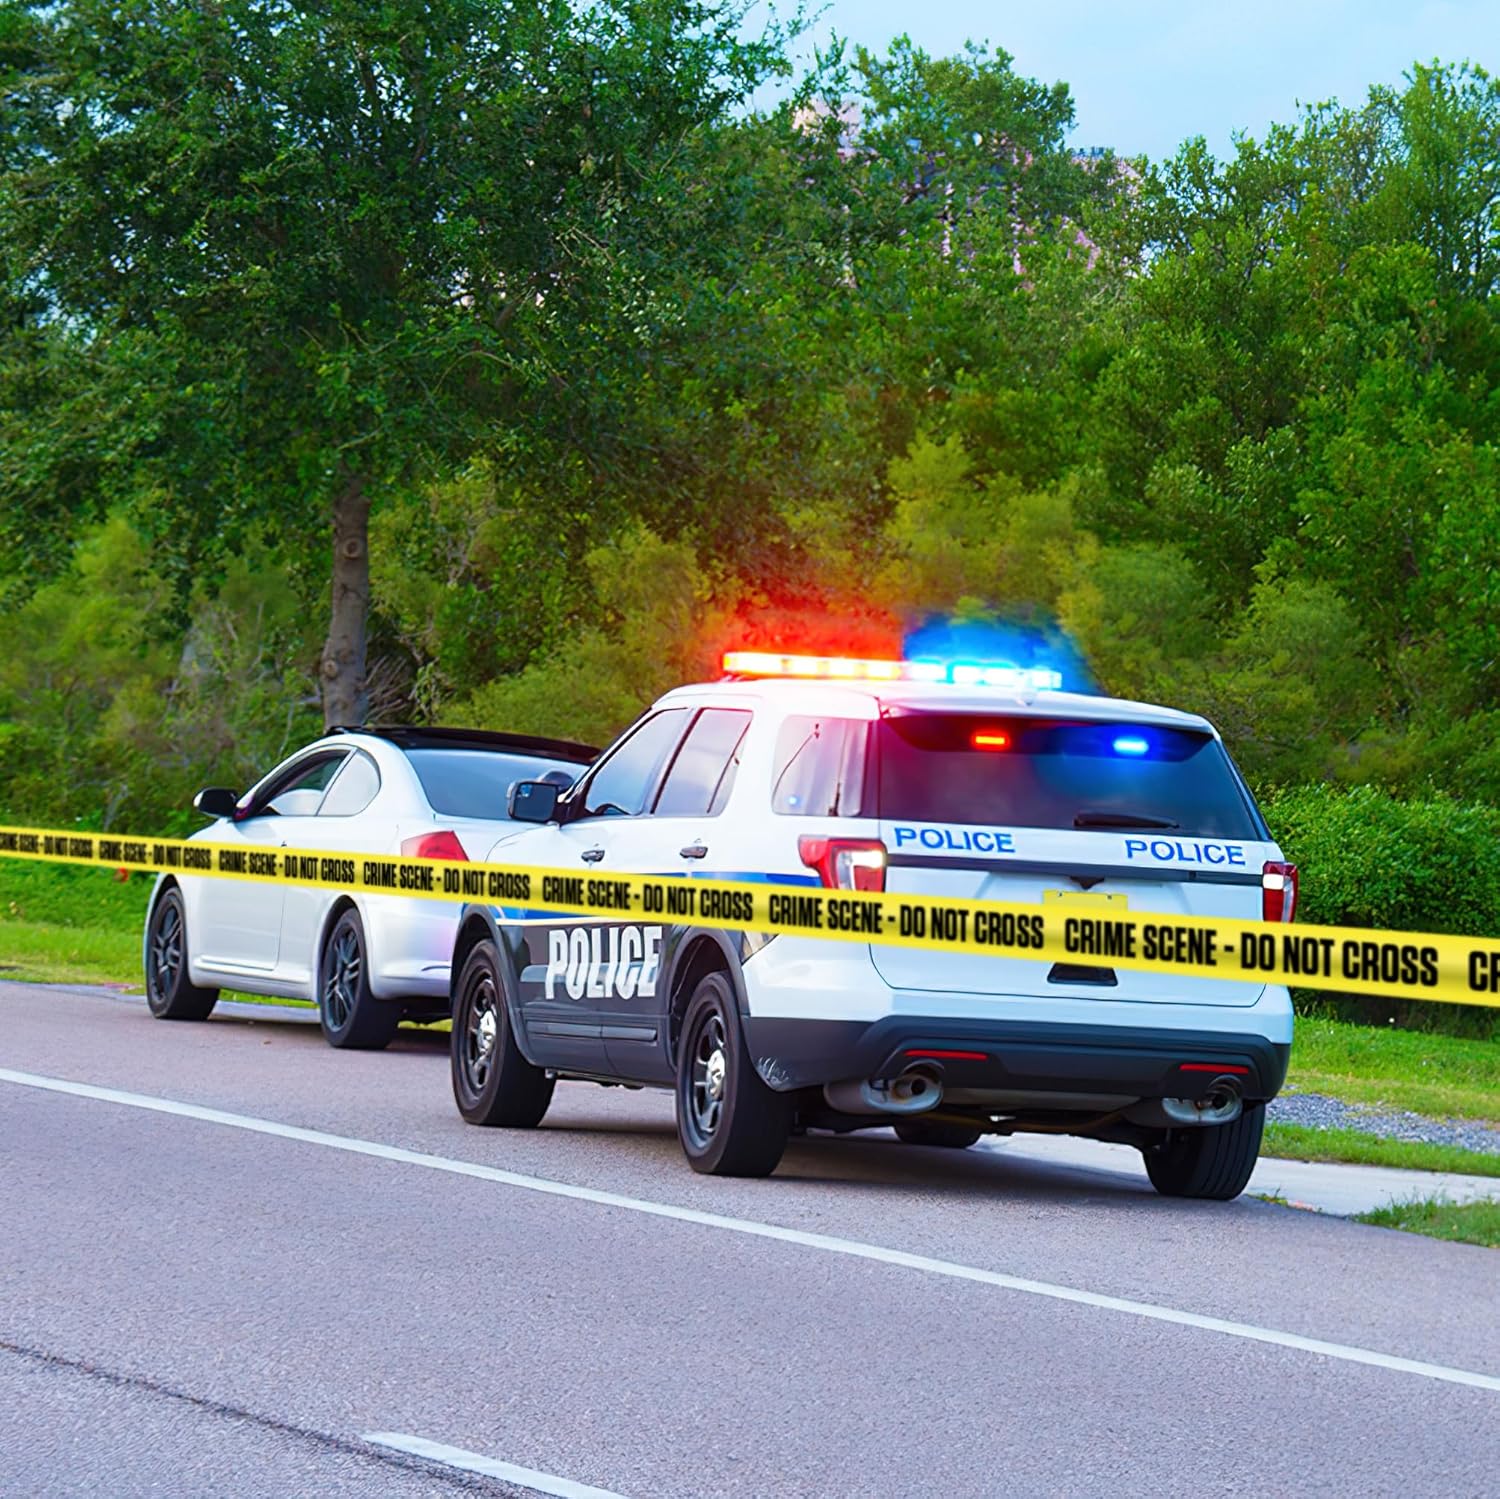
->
<box><xmin>144</xmin><ymin>887</ymin><xmax>218</xmax><ymax>1021</ymax></box>
<box><xmin>450</xmin><ymin>941</ymin><xmax>554</xmax><ymax>1127</ymax></box>
<box><xmin>674</xmin><ymin>972</ymin><xmax>790</xmax><ymax>1177</ymax></box>
<box><xmin>317</xmin><ymin>908</ymin><xmax>399</xmax><ymax>1050</ymax></box>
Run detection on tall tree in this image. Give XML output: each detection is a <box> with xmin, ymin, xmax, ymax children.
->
<box><xmin>0</xmin><ymin>0</ymin><xmax>791</xmax><ymax>723</ymax></box>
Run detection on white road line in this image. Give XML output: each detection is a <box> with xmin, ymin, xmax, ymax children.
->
<box><xmin>3</xmin><ymin>1065</ymin><xmax>1498</xmax><ymax>1395</ymax></box>
<box><xmin>363</xmin><ymin>1432</ymin><xmax>627</xmax><ymax>1498</ymax></box>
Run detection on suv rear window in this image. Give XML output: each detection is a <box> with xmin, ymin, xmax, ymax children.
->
<box><xmin>875</xmin><ymin>715</ymin><xmax>1261</xmax><ymax>839</ymax></box>
<box><xmin>407</xmin><ymin>749</ymin><xmax>583</xmax><ymax>820</ymax></box>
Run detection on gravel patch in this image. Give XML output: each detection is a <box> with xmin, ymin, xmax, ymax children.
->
<box><xmin>1268</xmin><ymin>1092</ymin><xmax>1500</xmax><ymax>1156</ymax></box>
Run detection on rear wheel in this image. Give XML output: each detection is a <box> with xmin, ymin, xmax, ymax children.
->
<box><xmin>144</xmin><ymin>888</ymin><xmax>218</xmax><ymax>1021</ymax></box>
<box><xmin>675</xmin><ymin>973</ymin><xmax>790</xmax><ymax>1177</ymax></box>
<box><xmin>451</xmin><ymin>941</ymin><xmax>554</xmax><ymax>1127</ymax></box>
<box><xmin>1144</xmin><ymin>1102</ymin><xmax>1265</xmax><ymax>1200</ymax></box>
<box><xmin>317</xmin><ymin>909</ymin><xmax>399</xmax><ymax>1050</ymax></box>
<box><xmin>894</xmin><ymin>1119</ymin><xmax>983</xmax><ymax>1150</ymax></box>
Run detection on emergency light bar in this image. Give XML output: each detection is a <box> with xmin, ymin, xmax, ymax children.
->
<box><xmin>721</xmin><ymin>651</ymin><xmax>1063</xmax><ymax>690</ymax></box>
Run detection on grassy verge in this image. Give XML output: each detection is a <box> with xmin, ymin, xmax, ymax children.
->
<box><xmin>1354</xmin><ymin>1197</ymin><xmax>1500</xmax><ymax>1248</ymax></box>
<box><xmin>1285</xmin><ymin>1015</ymin><xmax>1500</xmax><ymax>1122</ymax></box>
<box><xmin>0</xmin><ymin>917</ymin><xmax>143</xmax><ymax>986</ymax></box>
<box><xmin>1263</xmin><ymin>1124</ymin><xmax>1500</xmax><ymax>1178</ymax></box>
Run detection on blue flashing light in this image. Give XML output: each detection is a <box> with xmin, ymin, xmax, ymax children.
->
<box><xmin>1113</xmin><ymin>735</ymin><xmax>1149</xmax><ymax>757</ymax></box>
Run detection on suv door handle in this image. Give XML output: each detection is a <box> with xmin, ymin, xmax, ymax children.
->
<box><xmin>581</xmin><ymin>846</ymin><xmax>606</xmax><ymax>863</ymax></box>
<box><xmin>679</xmin><ymin>843</ymin><xmax>708</xmax><ymax>860</ymax></box>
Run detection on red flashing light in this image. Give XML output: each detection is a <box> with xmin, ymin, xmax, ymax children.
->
<box><xmin>1177</xmin><ymin>1062</ymin><xmax>1251</xmax><ymax>1075</ymax></box>
<box><xmin>723</xmin><ymin>651</ymin><xmax>902</xmax><ymax>681</ymax></box>
<box><xmin>798</xmin><ymin>836</ymin><xmax>887</xmax><ymax>892</ymax></box>
<box><xmin>971</xmin><ymin>730</ymin><xmax>1011</xmax><ymax>750</ymax></box>
<box><xmin>905</xmin><ymin>1048</ymin><xmax>988</xmax><ymax>1061</ymax></box>
<box><xmin>401</xmin><ymin>831</ymin><xmax>468</xmax><ymax>861</ymax></box>
<box><xmin>1262</xmin><ymin>861</ymin><xmax>1298</xmax><ymax>923</ymax></box>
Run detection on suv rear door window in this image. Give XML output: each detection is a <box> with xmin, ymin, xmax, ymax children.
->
<box><xmin>875</xmin><ymin>715</ymin><xmax>1261</xmax><ymax>838</ymax></box>
<box><xmin>653</xmin><ymin>709</ymin><xmax>752</xmax><ymax>817</ymax></box>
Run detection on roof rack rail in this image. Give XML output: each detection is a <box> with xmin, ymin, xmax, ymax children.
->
<box><xmin>328</xmin><ymin>724</ymin><xmax>598</xmax><ymax>763</ymax></box>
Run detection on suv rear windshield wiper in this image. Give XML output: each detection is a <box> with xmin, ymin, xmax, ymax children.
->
<box><xmin>1073</xmin><ymin>810</ymin><xmax>1180</xmax><ymax>830</ymax></box>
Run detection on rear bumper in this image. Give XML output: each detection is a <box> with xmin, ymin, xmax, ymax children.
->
<box><xmin>742</xmin><ymin>1015</ymin><xmax>1291</xmax><ymax>1102</ymax></box>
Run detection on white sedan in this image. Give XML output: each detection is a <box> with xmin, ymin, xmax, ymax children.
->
<box><xmin>142</xmin><ymin>727</ymin><xmax>595</xmax><ymax>1048</ymax></box>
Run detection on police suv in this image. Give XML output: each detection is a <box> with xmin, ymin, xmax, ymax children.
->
<box><xmin>448</xmin><ymin>653</ymin><xmax>1297</xmax><ymax>1198</ymax></box>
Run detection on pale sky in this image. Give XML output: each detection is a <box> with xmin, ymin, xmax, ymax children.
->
<box><xmin>756</xmin><ymin>0</ymin><xmax>1499</xmax><ymax>162</ymax></box>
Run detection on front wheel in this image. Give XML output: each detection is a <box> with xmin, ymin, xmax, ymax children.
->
<box><xmin>144</xmin><ymin>888</ymin><xmax>218</xmax><ymax>1021</ymax></box>
<box><xmin>318</xmin><ymin>909</ymin><xmax>399</xmax><ymax>1050</ymax></box>
<box><xmin>451</xmin><ymin>941</ymin><xmax>554</xmax><ymax>1127</ymax></box>
<box><xmin>675</xmin><ymin>973</ymin><xmax>790</xmax><ymax>1177</ymax></box>
<box><xmin>1144</xmin><ymin>1102</ymin><xmax>1265</xmax><ymax>1200</ymax></box>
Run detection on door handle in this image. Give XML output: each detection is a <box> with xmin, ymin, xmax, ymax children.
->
<box><xmin>581</xmin><ymin>846</ymin><xmax>606</xmax><ymax>863</ymax></box>
<box><xmin>679</xmin><ymin>843</ymin><xmax>708</xmax><ymax>860</ymax></box>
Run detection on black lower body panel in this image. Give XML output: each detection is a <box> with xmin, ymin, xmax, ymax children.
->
<box><xmin>742</xmin><ymin>1015</ymin><xmax>1290</xmax><ymax>1102</ymax></box>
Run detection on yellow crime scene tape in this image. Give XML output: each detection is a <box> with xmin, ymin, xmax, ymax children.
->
<box><xmin>3</xmin><ymin>821</ymin><xmax>1499</xmax><ymax>1008</ymax></box>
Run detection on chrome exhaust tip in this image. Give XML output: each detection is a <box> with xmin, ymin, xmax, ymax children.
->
<box><xmin>824</xmin><ymin>1064</ymin><xmax>944</xmax><ymax>1116</ymax></box>
<box><xmin>1161</xmin><ymin>1078</ymin><xmax>1243</xmax><ymax>1126</ymax></box>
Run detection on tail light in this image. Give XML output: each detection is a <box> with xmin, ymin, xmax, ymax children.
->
<box><xmin>798</xmin><ymin>836</ymin><xmax>886</xmax><ymax>892</ymax></box>
<box><xmin>1262</xmin><ymin>861</ymin><xmax>1298</xmax><ymax>922</ymax></box>
<box><xmin>402</xmin><ymin>831</ymin><xmax>468</xmax><ymax>861</ymax></box>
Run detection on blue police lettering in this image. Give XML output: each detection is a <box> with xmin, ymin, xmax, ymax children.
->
<box><xmin>1124</xmin><ymin>837</ymin><xmax>1246</xmax><ymax>866</ymax></box>
<box><xmin>896</xmin><ymin>824</ymin><xmax>1016</xmax><ymax>854</ymax></box>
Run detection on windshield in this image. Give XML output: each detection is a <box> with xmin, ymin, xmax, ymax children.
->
<box><xmin>406</xmin><ymin>749</ymin><xmax>583</xmax><ymax>820</ymax></box>
<box><xmin>875</xmin><ymin>714</ymin><xmax>1262</xmax><ymax>839</ymax></box>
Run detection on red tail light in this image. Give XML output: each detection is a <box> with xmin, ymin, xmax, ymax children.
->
<box><xmin>1262</xmin><ymin>861</ymin><xmax>1297</xmax><ymax>922</ymax></box>
<box><xmin>402</xmin><ymin>831</ymin><xmax>468</xmax><ymax>861</ymax></box>
<box><xmin>798</xmin><ymin>836</ymin><xmax>887</xmax><ymax>892</ymax></box>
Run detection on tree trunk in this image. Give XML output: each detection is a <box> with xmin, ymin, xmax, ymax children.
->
<box><xmin>321</xmin><ymin>477</ymin><xmax>371</xmax><ymax>729</ymax></box>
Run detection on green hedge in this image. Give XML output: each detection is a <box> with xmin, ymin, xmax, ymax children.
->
<box><xmin>1261</xmin><ymin>784</ymin><xmax>1500</xmax><ymax>1038</ymax></box>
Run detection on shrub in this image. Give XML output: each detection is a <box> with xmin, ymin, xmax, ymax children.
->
<box><xmin>1261</xmin><ymin>783</ymin><xmax>1500</xmax><ymax>1037</ymax></box>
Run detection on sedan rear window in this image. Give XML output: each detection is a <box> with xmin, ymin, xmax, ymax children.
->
<box><xmin>406</xmin><ymin>749</ymin><xmax>584</xmax><ymax>821</ymax></box>
<box><xmin>875</xmin><ymin>715</ymin><xmax>1262</xmax><ymax>839</ymax></box>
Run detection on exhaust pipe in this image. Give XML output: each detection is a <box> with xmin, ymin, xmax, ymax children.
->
<box><xmin>1161</xmin><ymin>1077</ymin><xmax>1243</xmax><ymax>1126</ymax></box>
<box><xmin>824</xmin><ymin>1064</ymin><xmax>944</xmax><ymax>1117</ymax></box>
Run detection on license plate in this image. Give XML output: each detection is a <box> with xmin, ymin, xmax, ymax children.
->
<box><xmin>1043</xmin><ymin>889</ymin><xmax>1129</xmax><ymax>910</ymax></box>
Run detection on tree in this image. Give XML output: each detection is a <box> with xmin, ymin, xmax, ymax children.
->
<box><xmin>0</xmin><ymin>0</ymin><xmax>792</xmax><ymax>723</ymax></box>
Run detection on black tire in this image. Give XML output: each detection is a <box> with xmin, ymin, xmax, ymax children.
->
<box><xmin>144</xmin><ymin>887</ymin><xmax>218</xmax><ymax>1021</ymax></box>
<box><xmin>1144</xmin><ymin>1102</ymin><xmax>1265</xmax><ymax>1200</ymax></box>
<box><xmin>675</xmin><ymin>973</ymin><xmax>790</xmax><ymax>1177</ymax></box>
<box><xmin>894</xmin><ymin>1119</ymin><xmax>983</xmax><ymax>1150</ymax></box>
<box><xmin>317</xmin><ymin>908</ymin><xmax>399</xmax><ymax>1050</ymax></box>
<box><xmin>451</xmin><ymin>940</ymin><xmax>554</xmax><ymax>1127</ymax></box>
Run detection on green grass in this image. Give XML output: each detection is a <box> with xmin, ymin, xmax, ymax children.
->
<box><xmin>0</xmin><ymin>858</ymin><xmax>151</xmax><ymax>931</ymax></box>
<box><xmin>1263</xmin><ymin>1123</ymin><xmax>1500</xmax><ymax>1178</ymax></box>
<box><xmin>1285</xmin><ymin>1015</ymin><xmax>1500</xmax><ymax>1123</ymax></box>
<box><xmin>1355</xmin><ymin>1196</ymin><xmax>1500</xmax><ymax>1248</ymax></box>
<box><xmin>0</xmin><ymin>917</ymin><xmax>143</xmax><ymax>986</ymax></box>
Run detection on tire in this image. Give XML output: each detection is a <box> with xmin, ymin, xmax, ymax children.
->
<box><xmin>144</xmin><ymin>887</ymin><xmax>218</xmax><ymax>1021</ymax></box>
<box><xmin>451</xmin><ymin>940</ymin><xmax>554</xmax><ymax>1127</ymax></box>
<box><xmin>1144</xmin><ymin>1102</ymin><xmax>1265</xmax><ymax>1200</ymax></box>
<box><xmin>317</xmin><ymin>908</ymin><xmax>399</xmax><ymax>1050</ymax></box>
<box><xmin>675</xmin><ymin>973</ymin><xmax>790</xmax><ymax>1177</ymax></box>
<box><xmin>894</xmin><ymin>1119</ymin><xmax>983</xmax><ymax>1150</ymax></box>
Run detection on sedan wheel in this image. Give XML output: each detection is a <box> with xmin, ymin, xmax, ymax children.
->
<box><xmin>317</xmin><ymin>909</ymin><xmax>398</xmax><ymax>1050</ymax></box>
<box><xmin>144</xmin><ymin>888</ymin><xmax>218</xmax><ymax>1021</ymax></box>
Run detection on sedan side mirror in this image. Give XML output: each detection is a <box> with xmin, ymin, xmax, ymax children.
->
<box><xmin>508</xmin><ymin>780</ymin><xmax>561</xmax><ymax>824</ymax></box>
<box><xmin>193</xmin><ymin>787</ymin><xmax>240</xmax><ymax>819</ymax></box>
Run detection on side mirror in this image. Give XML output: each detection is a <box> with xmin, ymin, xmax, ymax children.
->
<box><xmin>193</xmin><ymin>787</ymin><xmax>240</xmax><ymax>819</ymax></box>
<box><xmin>508</xmin><ymin>780</ymin><xmax>561</xmax><ymax>824</ymax></box>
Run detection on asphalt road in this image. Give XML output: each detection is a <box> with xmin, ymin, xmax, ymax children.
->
<box><xmin>1</xmin><ymin>981</ymin><xmax>1496</xmax><ymax>1499</ymax></box>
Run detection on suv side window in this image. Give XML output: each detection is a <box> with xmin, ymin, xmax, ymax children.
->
<box><xmin>318</xmin><ymin>750</ymin><xmax>381</xmax><ymax>817</ymax></box>
<box><xmin>653</xmin><ymin>709</ymin><xmax>752</xmax><ymax>817</ymax></box>
<box><xmin>577</xmin><ymin>708</ymin><xmax>691</xmax><ymax>818</ymax></box>
<box><xmin>771</xmin><ymin>716</ymin><xmax>867</xmax><ymax>817</ymax></box>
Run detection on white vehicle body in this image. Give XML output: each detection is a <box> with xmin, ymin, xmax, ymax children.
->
<box><xmin>143</xmin><ymin>728</ymin><xmax>594</xmax><ymax>1029</ymax></box>
<box><xmin>450</xmin><ymin>670</ymin><xmax>1295</xmax><ymax>1156</ymax></box>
